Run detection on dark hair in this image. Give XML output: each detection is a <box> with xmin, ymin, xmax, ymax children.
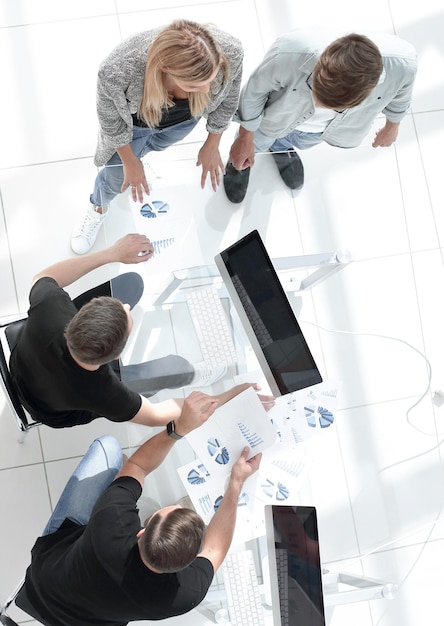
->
<box><xmin>140</xmin><ymin>508</ymin><xmax>206</xmax><ymax>573</ymax></box>
<box><xmin>312</xmin><ymin>34</ymin><xmax>383</xmax><ymax>109</ymax></box>
<box><xmin>65</xmin><ymin>297</ymin><xmax>129</xmax><ymax>365</ymax></box>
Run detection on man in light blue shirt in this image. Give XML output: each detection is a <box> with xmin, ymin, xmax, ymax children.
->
<box><xmin>224</xmin><ymin>29</ymin><xmax>417</xmax><ymax>203</ymax></box>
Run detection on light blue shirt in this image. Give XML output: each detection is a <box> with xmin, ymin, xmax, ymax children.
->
<box><xmin>234</xmin><ymin>29</ymin><xmax>417</xmax><ymax>148</ymax></box>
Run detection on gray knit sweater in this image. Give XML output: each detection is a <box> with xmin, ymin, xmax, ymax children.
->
<box><xmin>94</xmin><ymin>26</ymin><xmax>244</xmax><ymax>166</ymax></box>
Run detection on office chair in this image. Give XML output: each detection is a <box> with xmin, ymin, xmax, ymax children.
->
<box><xmin>0</xmin><ymin>318</ymin><xmax>41</xmax><ymax>442</ymax></box>
<box><xmin>0</xmin><ymin>577</ymin><xmax>24</xmax><ymax>626</ymax></box>
<box><xmin>0</xmin><ymin>575</ymin><xmax>46</xmax><ymax>626</ymax></box>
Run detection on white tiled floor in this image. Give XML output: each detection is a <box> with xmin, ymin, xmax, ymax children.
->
<box><xmin>1</xmin><ymin>1</ymin><xmax>444</xmax><ymax>625</ymax></box>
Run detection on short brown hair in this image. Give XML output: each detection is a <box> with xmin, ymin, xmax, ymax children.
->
<box><xmin>140</xmin><ymin>19</ymin><xmax>229</xmax><ymax>127</ymax></box>
<box><xmin>140</xmin><ymin>508</ymin><xmax>206</xmax><ymax>573</ymax></box>
<box><xmin>65</xmin><ymin>297</ymin><xmax>129</xmax><ymax>365</ymax></box>
<box><xmin>312</xmin><ymin>34</ymin><xmax>383</xmax><ymax>109</ymax></box>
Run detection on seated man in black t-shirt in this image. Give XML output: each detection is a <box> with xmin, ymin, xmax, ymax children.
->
<box><xmin>17</xmin><ymin>394</ymin><xmax>262</xmax><ymax>625</ymax></box>
<box><xmin>10</xmin><ymin>233</ymin><xmax>262</xmax><ymax>428</ymax></box>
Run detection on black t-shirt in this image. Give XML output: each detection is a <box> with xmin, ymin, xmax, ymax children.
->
<box><xmin>24</xmin><ymin>476</ymin><xmax>214</xmax><ymax>626</ymax></box>
<box><xmin>132</xmin><ymin>98</ymin><xmax>192</xmax><ymax>130</ymax></box>
<box><xmin>9</xmin><ymin>278</ymin><xmax>142</xmax><ymax>427</ymax></box>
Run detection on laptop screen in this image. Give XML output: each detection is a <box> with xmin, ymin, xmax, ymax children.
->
<box><xmin>214</xmin><ymin>230</ymin><xmax>322</xmax><ymax>396</ymax></box>
<box><xmin>265</xmin><ymin>505</ymin><xmax>326</xmax><ymax>626</ymax></box>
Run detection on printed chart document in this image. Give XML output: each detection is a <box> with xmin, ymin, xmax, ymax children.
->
<box><xmin>178</xmin><ymin>387</ymin><xmax>276</xmax><ymax>525</ymax></box>
<box><xmin>178</xmin><ymin>380</ymin><xmax>341</xmax><ymax>533</ymax></box>
<box><xmin>130</xmin><ymin>185</ymin><xmax>204</xmax><ymax>275</ymax></box>
<box><xmin>267</xmin><ymin>378</ymin><xmax>342</xmax><ymax>445</ymax></box>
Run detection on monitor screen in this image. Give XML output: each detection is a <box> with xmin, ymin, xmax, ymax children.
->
<box><xmin>215</xmin><ymin>230</ymin><xmax>322</xmax><ymax>396</ymax></box>
<box><xmin>265</xmin><ymin>505</ymin><xmax>326</xmax><ymax>626</ymax></box>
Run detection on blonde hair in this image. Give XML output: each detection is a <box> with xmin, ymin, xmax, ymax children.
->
<box><xmin>140</xmin><ymin>19</ymin><xmax>229</xmax><ymax>127</ymax></box>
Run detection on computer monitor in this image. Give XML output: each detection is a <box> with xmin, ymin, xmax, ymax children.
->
<box><xmin>265</xmin><ymin>505</ymin><xmax>326</xmax><ymax>626</ymax></box>
<box><xmin>214</xmin><ymin>230</ymin><xmax>322</xmax><ymax>397</ymax></box>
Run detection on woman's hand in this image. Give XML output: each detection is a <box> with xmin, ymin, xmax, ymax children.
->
<box><xmin>116</xmin><ymin>145</ymin><xmax>150</xmax><ymax>202</ymax></box>
<box><xmin>196</xmin><ymin>133</ymin><xmax>224</xmax><ymax>191</ymax></box>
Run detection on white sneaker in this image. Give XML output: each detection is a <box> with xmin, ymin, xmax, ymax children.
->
<box><xmin>71</xmin><ymin>205</ymin><xmax>108</xmax><ymax>255</ymax></box>
<box><xmin>189</xmin><ymin>363</ymin><xmax>228</xmax><ymax>387</ymax></box>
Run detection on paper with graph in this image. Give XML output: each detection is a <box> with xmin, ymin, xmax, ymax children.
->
<box><xmin>185</xmin><ymin>386</ymin><xmax>277</xmax><ymax>474</ymax></box>
<box><xmin>130</xmin><ymin>185</ymin><xmax>204</xmax><ymax>274</ymax></box>
<box><xmin>178</xmin><ymin>380</ymin><xmax>342</xmax><ymax>524</ymax></box>
<box><xmin>267</xmin><ymin>378</ymin><xmax>342</xmax><ymax>445</ymax></box>
<box><xmin>177</xmin><ymin>387</ymin><xmax>275</xmax><ymax>523</ymax></box>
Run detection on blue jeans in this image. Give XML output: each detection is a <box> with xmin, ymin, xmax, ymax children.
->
<box><xmin>73</xmin><ymin>272</ymin><xmax>195</xmax><ymax>394</ymax></box>
<box><xmin>43</xmin><ymin>435</ymin><xmax>123</xmax><ymax>534</ymax></box>
<box><xmin>91</xmin><ymin>118</ymin><xmax>200</xmax><ymax>207</ymax></box>
<box><xmin>253</xmin><ymin>128</ymin><xmax>323</xmax><ymax>153</ymax></box>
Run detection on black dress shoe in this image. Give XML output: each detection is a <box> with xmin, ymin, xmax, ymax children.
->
<box><xmin>223</xmin><ymin>162</ymin><xmax>250</xmax><ymax>203</ymax></box>
<box><xmin>271</xmin><ymin>149</ymin><xmax>304</xmax><ymax>190</ymax></box>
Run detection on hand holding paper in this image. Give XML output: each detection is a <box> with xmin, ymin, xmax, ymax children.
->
<box><xmin>176</xmin><ymin>391</ymin><xmax>218</xmax><ymax>436</ymax></box>
<box><xmin>231</xmin><ymin>447</ymin><xmax>262</xmax><ymax>488</ymax></box>
<box><xmin>185</xmin><ymin>386</ymin><xmax>277</xmax><ymax>472</ymax></box>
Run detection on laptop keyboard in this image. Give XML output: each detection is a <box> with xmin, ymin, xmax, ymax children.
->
<box><xmin>222</xmin><ymin>550</ymin><xmax>266</xmax><ymax>626</ymax></box>
<box><xmin>186</xmin><ymin>287</ymin><xmax>237</xmax><ymax>367</ymax></box>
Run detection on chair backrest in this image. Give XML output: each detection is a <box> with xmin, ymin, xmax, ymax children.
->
<box><xmin>0</xmin><ymin>319</ymin><xmax>41</xmax><ymax>434</ymax></box>
<box><xmin>0</xmin><ymin>613</ymin><xmax>20</xmax><ymax>626</ymax></box>
<box><xmin>0</xmin><ymin>576</ymin><xmax>26</xmax><ymax>626</ymax></box>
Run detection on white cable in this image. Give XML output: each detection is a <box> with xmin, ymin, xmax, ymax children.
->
<box><xmin>301</xmin><ymin>318</ymin><xmax>443</xmax><ymax>614</ymax></box>
<box><xmin>373</xmin><ymin>502</ymin><xmax>444</xmax><ymax>626</ymax></box>
<box><xmin>325</xmin><ymin>509</ymin><xmax>444</xmax><ymax>576</ymax></box>
<box><xmin>300</xmin><ymin>319</ymin><xmax>434</xmax><ymax>435</ymax></box>
<box><xmin>300</xmin><ymin>319</ymin><xmax>444</xmax><ymax>468</ymax></box>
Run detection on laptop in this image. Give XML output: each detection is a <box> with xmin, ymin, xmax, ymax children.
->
<box><xmin>214</xmin><ymin>230</ymin><xmax>322</xmax><ymax>396</ymax></box>
<box><xmin>265</xmin><ymin>504</ymin><xmax>326</xmax><ymax>626</ymax></box>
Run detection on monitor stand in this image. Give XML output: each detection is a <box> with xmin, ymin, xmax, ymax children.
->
<box><xmin>322</xmin><ymin>569</ymin><xmax>398</xmax><ymax>622</ymax></box>
<box><xmin>152</xmin><ymin>248</ymin><xmax>353</xmax><ymax>306</ymax></box>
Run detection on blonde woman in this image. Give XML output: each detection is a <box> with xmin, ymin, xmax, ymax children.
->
<box><xmin>71</xmin><ymin>19</ymin><xmax>243</xmax><ymax>254</ymax></box>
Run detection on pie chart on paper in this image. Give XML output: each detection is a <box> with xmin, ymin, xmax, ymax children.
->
<box><xmin>207</xmin><ymin>437</ymin><xmax>230</xmax><ymax>465</ymax></box>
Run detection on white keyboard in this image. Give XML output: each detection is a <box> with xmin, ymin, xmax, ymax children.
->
<box><xmin>222</xmin><ymin>550</ymin><xmax>266</xmax><ymax>626</ymax></box>
<box><xmin>186</xmin><ymin>287</ymin><xmax>237</xmax><ymax>368</ymax></box>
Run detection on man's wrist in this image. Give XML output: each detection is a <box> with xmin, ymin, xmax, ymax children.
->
<box><xmin>238</xmin><ymin>126</ymin><xmax>254</xmax><ymax>141</ymax></box>
<box><xmin>166</xmin><ymin>420</ymin><xmax>183</xmax><ymax>440</ymax></box>
<box><xmin>228</xmin><ymin>474</ymin><xmax>244</xmax><ymax>496</ymax></box>
<box><xmin>384</xmin><ymin>119</ymin><xmax>400</xmax><ymax>128</ymax></box>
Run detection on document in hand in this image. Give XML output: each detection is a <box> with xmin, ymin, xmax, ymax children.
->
<box><xmin>178</xmin><ymin>380</ymin><xmax>341</xmax><ymax>529</ymax></box>
<box><xmin>186</xmin><ymin>386</ymin><xmax>276</xmax><ymax>469</ymax></box>
<box><xmin>178</xmin><ymin>387</ymin><xmax>276</xmax><ymax>523</ymax></box>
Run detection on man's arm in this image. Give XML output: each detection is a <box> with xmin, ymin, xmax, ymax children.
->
<box><xmin>213</xmin><ymin>383</ymin><xmax>275</xmax><ymax>410</ymax></box>
<box><xmin>31</xmin><ymin>234</ymin><xmax>154</xmax><ymax>288</ymax></box>
<box><xmin>198</xmin><ymin>447</ymin><xmax>262</xmax><ymax>571</ymax></box>
<box><xmin>229</xmin><ymin>126</ymin><xmax>256</xmax><ymax>171</ymax></box>
<box><xmin>129</xmin><ymin>396</ymin><xmax>184</xmax><ymax>426</ymax></box>
<box><xmin>129</xmin><ymin>383</ymin><xmax>275</xmax><ymax>428</ymax></box>
<box><xmin>374</xmin><ymin>49</ymin><xmax>417</xmax><ymax>148</ymax></box>
<box><xmin>372</xmin><ymin>119</ymin><xmax>400</xmax><ymax>147</ymax></box>
<box><xmin>117</xmin><ymin>391</ymin><xmax>219</xmax><ymax>486</ymax></box>
<box><xmin>229</xmin><ymin>49</ymin><xmax>288</xmax><ymax>171</ymax></box>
